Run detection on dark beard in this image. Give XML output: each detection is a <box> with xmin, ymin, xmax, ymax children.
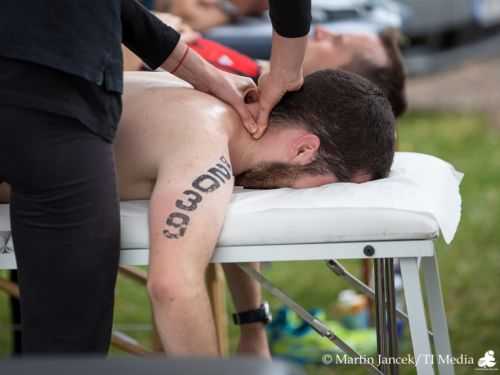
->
<box><xmin>235</xmin><ymin>162</ymin><xmax>304</xmax><ymax>189</ymax></box>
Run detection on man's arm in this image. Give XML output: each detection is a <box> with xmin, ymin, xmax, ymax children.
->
<box><xmin>147</xmin><ymin>147</ymin><xmax>234</xmax><ymax>355</ymax></box>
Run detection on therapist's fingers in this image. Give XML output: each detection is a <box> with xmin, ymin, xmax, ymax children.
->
<box><xmin>244</xmin><ymin>87</ymin><xmax>258</xmax><ymax>104</ymax></box>
<box><xmin>255</xmin><ymin>71</ymin><xmax>305</xmax><ymax>139</ymax></box>
<box><xmin>231</xmin><ymin>79</ymin><xmax>259</xmax><ymax>135</ymax></box>
<box><xmin>198</xmin><ymin>66</ymin><xmax>258</xmax><ymax>135</ymax></box>
<box><xmin>254</xmin><ymin>72</ymin><xmax>285</xmax><ymax>139</ymax></box>
<box><xmin>244</xmin><ymin>88</ymin><xmax>260</xmax><ymax>121</ymax></box>
<box><xmin>234</xmin><ymin>100</ymin><xmax>258</xmax><ymax>135</ymax></box>
<box><xmin>215</xmin><ymin>71</ymin><xmax>258</xmax><ymax>134</ymax></box>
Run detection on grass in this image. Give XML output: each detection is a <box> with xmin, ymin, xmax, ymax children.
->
<box><xmin>1</xmin><ymin>111</ymin><xmax>499</xmax><ymax>374</ymax></box>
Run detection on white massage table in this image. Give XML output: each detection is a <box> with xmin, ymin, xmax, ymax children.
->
<box><xmin>0</xmin><ymin>152</ymin><xmax>462</xmax><ymax>375</ymax></box>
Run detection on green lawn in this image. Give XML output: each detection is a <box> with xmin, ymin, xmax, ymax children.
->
<box><xmin>1</xmin><ymin>111</ymin><xmax>499</xmax><ymax>374</ymax></box>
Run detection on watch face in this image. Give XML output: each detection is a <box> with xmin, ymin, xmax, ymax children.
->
<box><xmin>263</xmin><ymin>302</ymin><xmax>272</xmax><ymax>323</ymax></box>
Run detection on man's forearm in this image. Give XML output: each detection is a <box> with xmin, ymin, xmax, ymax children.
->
<box><xmin>149</xmin><ymin>279</ymin><xmax>219</xmax><ymax>356</ymax></box>
<box><xmin>223</xmin><ymin>262</ymin><xmax>271</xmax><ymax>357</ymax></box>
<box><xmin>223</xmin><ymin>263</ymin><xmax>262</xmax><ymax>313</ymax></box>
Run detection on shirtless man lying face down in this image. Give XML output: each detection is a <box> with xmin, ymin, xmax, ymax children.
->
<box><xmin>0</xmin><ymin>69</ymin><xmax>395</xmax><ymax>357</ymax></box>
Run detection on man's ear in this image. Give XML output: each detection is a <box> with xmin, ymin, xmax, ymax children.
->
<box><xmin>290</xmin><ymin>134</ymin><xmax>320</xmax><ymax>166</ymax></box>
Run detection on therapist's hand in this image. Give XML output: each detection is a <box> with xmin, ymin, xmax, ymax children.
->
<box><xmin>205</xmin><ymin>68</ymin><xmax>259</xmax><ymax>134</ymax></box>
<box><xmin>162</xmin><ymin>40</ymin><xmax>258</xmax><ymax>134</ymax></box>
<box><xmin>254</xmin><ymin>32</ymin><xmax>308</xmax><ymax>139</ymax></box>
<box><xmin>256</xmin><ymin>70</ymin><xmax>303</xmax><ymax>137</ymax></box>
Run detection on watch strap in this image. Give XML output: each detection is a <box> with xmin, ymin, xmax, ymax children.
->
<box><xmin>232</xmin><ymin>303</ymin><xmax>271</xmax><ymax>325</ymax></box>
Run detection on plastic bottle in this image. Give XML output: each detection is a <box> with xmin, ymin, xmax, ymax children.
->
<box><xmin>335</xmin><ymin>289</ymin><xmax>370</xmax><ymax>330</ymax></box>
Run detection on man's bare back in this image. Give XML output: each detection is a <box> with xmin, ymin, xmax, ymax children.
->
<box><xmin>116</xmin><ymin>72</ymin><xmax>241</xmax><ymax>201</ymax></box>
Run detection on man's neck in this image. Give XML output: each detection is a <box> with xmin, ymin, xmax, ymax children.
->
<box><xmin>222</xmin><ymin>113</ymin><xmax>262</xmax><ymax>176</ymax></box>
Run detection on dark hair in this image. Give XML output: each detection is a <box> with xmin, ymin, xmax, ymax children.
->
<box><xmin>269</xmin><ymin>69</ymin><xmax>395</xmax><ymax>182</ymax></box>
<box><xmin>341</xmin><ymin>28</ymin><xmax>407</xmax><ymax>118</ymax></box>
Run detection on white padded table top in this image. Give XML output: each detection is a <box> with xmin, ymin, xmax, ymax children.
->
<box><xmin>0</xmin><ymin>152</ymin><xmax>462</xmax><ymax>254</ymax></box>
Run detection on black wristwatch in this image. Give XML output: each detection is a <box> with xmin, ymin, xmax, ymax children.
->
<box><xmin>232</xmin><ymin>302</ymin><xmax>272</xmax><ymax>325</ymax></box>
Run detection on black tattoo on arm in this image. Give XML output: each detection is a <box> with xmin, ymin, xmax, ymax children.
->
<box><xmin>162</xmin><ymin>156</ymin><xmax>233</xmax><ymax>240</ymax></box>
<box><xmin>175</xmin><ymin>190</ymin><xmax>202</xmax><ymax>211</ymax></box>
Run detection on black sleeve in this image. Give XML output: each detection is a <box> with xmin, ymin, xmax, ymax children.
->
<box><xmin>268</xmin><ymin>0</ymin><xmax>311</xmax><ymax>38</ymax></box>
<box><xmin>121</xmin><ymin>0</ymin><xmax>181</xmax><ymax>69</ymax></box>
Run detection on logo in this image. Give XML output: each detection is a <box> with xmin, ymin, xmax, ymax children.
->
<box><xmin>476</xmin><ymin>350</ymin><xmax>498</xmax><ymax>371</ymax></box>
<box><xmin>218</xmin><ymin>55</ymin><xmax>234</xmax><ymax>67</ymax></box>
<box><xmin>322</xmin><ymin>353</ymin><xmax>334</xmax><ymax>365</ymax></box>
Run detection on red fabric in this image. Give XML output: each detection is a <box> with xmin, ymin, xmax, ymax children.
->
<box><xmin>188</xmin><ymin>38</ymin><xmax>260</xmax><ymax>80</ymax></box>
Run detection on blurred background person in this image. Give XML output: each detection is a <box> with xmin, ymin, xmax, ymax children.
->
<box><xmin>123</xmin><ymin>16</ymin><xmax>407</xmax><ymax>118</ymax></box>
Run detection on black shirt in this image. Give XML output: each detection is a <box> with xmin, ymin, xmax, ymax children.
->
<box><xmin>0</xmin><ymin>0</ymin><xmax>180</xmax><ymax>142</ymax></box>
<box><xmin>0</xmin><ymin>0</ymin><xmax>310</xmax><ymax>142</ymax></box>
<box><xmin>269</xmin><ymin>0</ymin><xmax>312</xmax><ymax>38</ymax></box>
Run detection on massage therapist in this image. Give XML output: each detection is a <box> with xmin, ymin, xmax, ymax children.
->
<box><xmin>0</xmin><ymin>0</ymin><xmax>311</xmax><ymax>354</ymax></box>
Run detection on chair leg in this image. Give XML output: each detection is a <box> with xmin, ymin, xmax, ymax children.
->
<box><xmin>374</xmin><ymin>259</ymin><xmax>388</xmax><ymax>373</ymax></box>
<box><xmin>385</xmin><ymin>258</ymin><xmax>399</xmax><ymax>375</ymax></box>
<box><xmin>399</xmin><ymin>257</ymin><xmax>434</xmax><ymax>375</ymax></box>
<box><xmin>374</xmin><ymin>258</ymin><xmax>400</xmax><ymax>375</ymax></box>
<box><xmin>421</xmin><ymin>256</ymin><xmax>455</xmax><ymax>375</ymax></box>
<box><xmin>206</xmin><ymin>264</ymin><xmax>229</xmax><ymax>356</ymax></box>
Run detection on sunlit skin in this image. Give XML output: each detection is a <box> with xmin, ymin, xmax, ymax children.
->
<box><xmin>0</xmin><ymin>72</ymin><xmax>369</xmax><ymax>357</ymax></box>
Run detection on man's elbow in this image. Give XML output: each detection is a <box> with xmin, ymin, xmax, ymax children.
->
<box><xmin>147</xmin><ymin>272</ymin><xmax>202</xmax><ymax>306</ymax></box>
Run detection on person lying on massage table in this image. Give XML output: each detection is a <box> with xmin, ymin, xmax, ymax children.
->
<box><xmin>125</xmin><ymin>13</ymin><xmax>407</xmax><ymax>117</ymax></box>
<box><xmin>169</xmin><ymin>0</ymin><xmax>269</xmax><ymax>32</ymax></box>
<box><xmin>0</xmin><ymin>69</ymin><xmax>395</xmax><ymax>357</ymax></box>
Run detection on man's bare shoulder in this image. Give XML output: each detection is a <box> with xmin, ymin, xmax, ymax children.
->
<box><xmin>122</xmin><ymin>71</ymin><xmax>238</xmax><ymax>139</ymax></box>
<box><xmin>116</xmin><ymin>72</ymin><xmax>236</xmax><ymax>199</ymax></box>
<box><xmin>124</xmin><ymin>71</ymin><xmax>193</xmax><ymax>91</ymax></box>
<box><xmin>123</xmin><ymin>71</ymin><xmax>227</xmax><ymax>111</ymax></box>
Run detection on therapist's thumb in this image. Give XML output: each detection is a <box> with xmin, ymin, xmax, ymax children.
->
<box><xmin>255</xmin><ymin>89</ymin><xmax>284</xmax><ymax>139</ymax></box>
<box><xmin>255</xmin><ymin>105</ymin><xmax>271</xmax><ymax>139</ymax></box>
<box><xmin>254</xmin><ymin>72</ymin><xmax>289</xmax><ymax>139</ymax></box>
<box><xmin>235</xmin><ymin>99</ymin><xmax>258</xmax><ymax>136</ymax></box>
